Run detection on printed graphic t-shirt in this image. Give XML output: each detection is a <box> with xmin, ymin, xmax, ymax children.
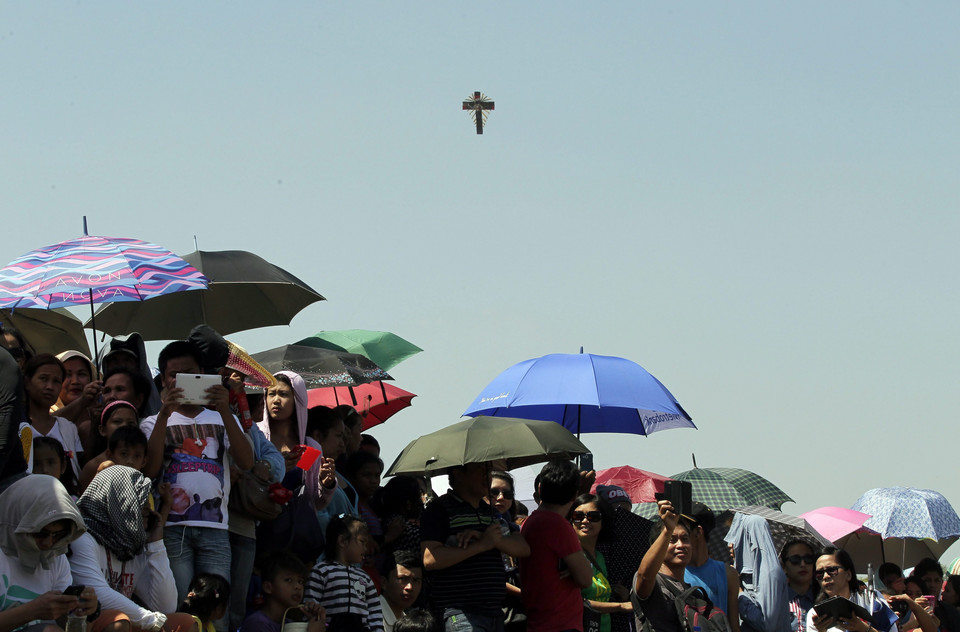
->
<box><xmin>141</xmin><ymin>408</ymin><xmax>236</xmax><ymax>529</ymax></box>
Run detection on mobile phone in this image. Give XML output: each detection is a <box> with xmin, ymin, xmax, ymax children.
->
<box><xmin>176</xmin><ymin>373</ymin><xmax>221</xmax><ymax>405</ymax></box>
<box><xmin>63</xmin><ymin>585</ymin><xmax>85</xmax><ymax>597</ymax></box>
<box><xmin>579</xmin><ymin>453</ymin><xmax>594</xmax><ymax>472</ymax></box>
<box><xmin>654</xmin><ymin>480</ymin><xmax>692</xmax><ymax>517</ymax></box>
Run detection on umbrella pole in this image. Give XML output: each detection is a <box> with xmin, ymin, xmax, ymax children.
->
<box><xmin>88</xmin><ymin>289</ymin><xmax>99</xmax><ymax>364</ymax></box>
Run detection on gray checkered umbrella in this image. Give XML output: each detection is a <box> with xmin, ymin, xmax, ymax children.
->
<box><xmin>731</xmin><ymin>505</ymin><xmax>832</xmax><ymax>555</ymax></box>
<box><xmin>631</xmin><ymin>466</ymin><xmax>794</xmax><ymax>518</ymax></box>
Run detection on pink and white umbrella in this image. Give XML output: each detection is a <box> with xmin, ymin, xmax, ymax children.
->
<box><xmin>799</xmin><ymin>506</ymin><xmax>873</xmax><ymax>543</ymax></box>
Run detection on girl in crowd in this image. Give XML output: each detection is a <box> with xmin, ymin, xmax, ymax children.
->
<box><xmin>780</xmin><ymin>538</ymin><xmax>819</xmax><ymax>632</ymax></box>
<box><xmin>572</xmin><ymin>493</ymin><xmax>631</xmax><ymax>632</ymax></box>
<box><xmin>179</xmin><ymin>573</ymin><xmax>231</xmax><ymax>632</ymax></box>
<box><xmin>32</xmin><ymin>436</ymin><xmax>78</xmax><ymax>498</ymax></box>
<box><xmin>20</xmin><ymin>354</ymin><xmax>83</xmax><ymax>479</ymax></box>
<box><xmin>306</xmin><ymin>515</ymin><xmax>383</xmax><ymax>632</ymax></box>
<box><xmin>78</xmin><ymin>400</ymin><xmax>140</xmax><ymax>492</ymax></box>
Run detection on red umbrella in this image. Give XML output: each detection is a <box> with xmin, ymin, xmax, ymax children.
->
<box><xmin>592</xmin><ymin>465</ymin><xmax>671</xmax><ymax>503</ymax></box>
<box><xmin>307</xmin><ymin>381</ymin><xmax>416</xmax><ymax>431</ymax></box>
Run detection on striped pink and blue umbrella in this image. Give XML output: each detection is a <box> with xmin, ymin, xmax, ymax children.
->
<box><xmin>0</xmin><ymin>226</ymin><xmax>208</xmax><ymax>357</ymax></box>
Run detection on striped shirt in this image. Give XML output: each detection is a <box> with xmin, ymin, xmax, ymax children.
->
<box><xmin>419</xmin><ymin>492</ymin><xmax>506</xmax><ymax>616</ymax></box>
<box><xmin>305</xmin><ymin>561</ymin><xmax>383</xmax><ymax>632</ymax></box>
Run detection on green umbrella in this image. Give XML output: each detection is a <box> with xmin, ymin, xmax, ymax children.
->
<box><xmin>1</xmin><ymin>308</ymin><xmax>91</xmax><ymax>356</ymax></box>
<box><xmin>294</xmin><ymin>329</ymin><xmax>422</xmax><ymax>372</ymax></box>
<box><xmin>386</xmin><ymin>415</ymin><xmax>590</xmax><ymax>476</ymax></box>
<box><xmin>633</xmin><ymin>466</ymin><xmax>794</xmax><ymax>518</ymax></box>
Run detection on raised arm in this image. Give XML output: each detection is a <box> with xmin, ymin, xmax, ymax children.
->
<box><xmin>634</xmin><ymin>500</ymin><xmax>678</xmax><ymax>599</ymax></box>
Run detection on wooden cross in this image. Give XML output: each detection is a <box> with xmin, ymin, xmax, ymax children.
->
<box><xmin>462</xmin><ymin>91</ymin><xmax>494</xmax><ymax>134</ymax></box>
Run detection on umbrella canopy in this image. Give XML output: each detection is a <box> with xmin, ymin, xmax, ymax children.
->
<box><xmin>463</xmin><ymin>352</ymin><xmax>694</xmax><ymax>436</ymax></box>
<box><xmin>295</xmin><ymin>329</ymin><xmax>422</xmax><ymax>372</ymax></box>
<box><xmin>798</xmin><ymin>507</ymin><xmax>873</xmax><ymax>544</ymax></box>
<box><xmin>732</xmin><ymin>505</ymin><xmax>832</xmax><ymax>555</ymax></box>
<box><xmin>386</xmin><ymin>415</ymin><xmax>590</xmax><ymax>476</ymax></box>
<box><xmin>251</xmin><ymin>344</ymin><xmax>391</xmax><ymax>389</ymax></box>
<box><xmin>592</xmin><ymin>465</ymin><xmax>671</xmax><ymax>504</ymax></box>
<box><xmin>307</xmin><ymin>381</ymin><xmax>416</xmax><ymax>430</ymax></box>
<box><xmin>635</xmin><ymin>467</ymin><xmax>794</xmax><ymax>517</ymax></box>
<box><xmin>87</xmin><ymin>250</ymin><xmax>325</xmax><ymax>340</ymax></box>
<box><xmin>0</xmin><ymin>308</ymin><xmax>91</xmax><ymax>356</ymax></box>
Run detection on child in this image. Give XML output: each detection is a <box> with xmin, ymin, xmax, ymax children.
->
<box><xmin>240</xmin><ymin>551</ymin><xmax>326</xmax><ymax>632</ymax></box>
<box><xmin>78</xmin><ymin>399</ymin><xmax>140</xmax><ymax>491</ymax></box>
<box><xmin>32</xmin><ymin>435</ymin><xmax>78</xmax><ymax>497</ymax></box>
<box><xmin>394</xmin><ymin>609</ymin><xmax>438</xmax><ymax>632</ymax></box>
<box><xmin>305</xmin><ymin>515</ymin><xmax>383</xmax><ymax>632</ymax></box>
<box><xmin>179</xmin><ymin>573</ymin><xmax>231</xmax><ymax>632</ymax></box>
<box><xmin>103</xmin><ymin>424</ymin><xmax>149</xmax><ymax>471</ymax></box>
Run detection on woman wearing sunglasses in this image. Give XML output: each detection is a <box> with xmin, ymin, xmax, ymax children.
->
<box><xmin>780</xmin><ymin>539</ymin><xmax>819</xmax><ymax>632</ymax></box>
<box><xmin>572</xmin><ymin>493</ymin><xmax>632</xmax><ymax>632</ymax></box>
<box><xmin>808</xmin><ymin>548</ymin><xmax>898</xmax><ymax>632</ymax></box>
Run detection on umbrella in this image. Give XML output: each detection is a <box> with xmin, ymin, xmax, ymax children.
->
<box><xmin>386</xmin><ymin>415</ymin><xmax>590</xmax><ymax>476</ymax></box>
<box><xmin>307</xmin><ymin>381</ymin><xmax>416</xmax><ymax>430</ymax></box>
<box><xmin>843</xmin><ymin>487</ymin><xmax>960</xmax><ymax>567</ymax></box>
<box><xmin>0</xmin><ymin>308</ymin><xmax>91</xmax><ymax>356</ymax></box>
<box><xmin>0</xmin><ymin>221</ymin><xmax>207</xmax><ymax>358</ymax></box>
<box><xmin>295</xmin><ymin>329</ymin><xmax>422</xmax><ymax>372</ymax></box>
<box><xmin>634</xmin><ymin>467</ymin><xmax>794</xmax><ymax>517</ymax></box>
<box><xmin>731</xmin><ymin>505</ymin><xmax>832</xmax><ymax>555</ymax></box>
<box><xmin>592</xmin><ymin>465</ymin><xmax>671</xmax><ymax>503</ymax></box>
<box><xmin>798</xmin><ymin>507</ymin><xmax>873</xmax><ymax>544</ymax></box>
<box><xmin>251</xmin><ymin>344</ymin><xmax>391</xmax><ymax>389</ymax></box>
<box><xmin>87</xmin><ymin>249</ymin><xmax>325</xmax><ymax>340</ymax></box>
<box><xmin>463</xmin><ymin>351</ymin><xmax>694</xmax><ymax>437</ymax></box>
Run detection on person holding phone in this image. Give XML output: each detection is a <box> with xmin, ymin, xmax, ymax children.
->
<box><xmin>807</xmin><ymin>549</ymin><xmax>898</xmax><ymax>632</ymax></box>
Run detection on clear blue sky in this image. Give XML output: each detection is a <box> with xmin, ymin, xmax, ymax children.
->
<box><xmin>3</xmin><ymin>2</ymin><xmax>959</xmax><ymax>541</ymax></box>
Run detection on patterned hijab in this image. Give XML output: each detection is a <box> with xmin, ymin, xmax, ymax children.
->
<box><xmin>77</xmin><ymin>466</ymin><xmax>151</xmax><ymax>561</ymax></box>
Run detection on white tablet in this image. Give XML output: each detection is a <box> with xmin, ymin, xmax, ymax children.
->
<box><xmin>175</xmin><ymin>373</ymin><xmax>221</xmax><ymax>405</ymax></box>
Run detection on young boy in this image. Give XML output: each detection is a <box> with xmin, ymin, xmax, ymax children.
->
<box><xmin>103</xmin><ymin>424</ymin><xmax>148</xmax><ymax>471</ymax></box>
<box><xmin>240</xmin><ymin>551</ymin><xmax>326</xmax><ymax>632</ymax></box>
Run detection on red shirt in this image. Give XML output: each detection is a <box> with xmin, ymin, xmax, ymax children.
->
<box><xmin>520</xmin><ymin>508</ymin><xmax>585</xmax><ymax>632</ymax></box>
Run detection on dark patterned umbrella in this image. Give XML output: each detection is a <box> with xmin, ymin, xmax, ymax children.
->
<box><xmin>251</xmin><ymin>344</ymin><xmax>391</xmax><ymax>389</ymax></box>
<box><xmin>731</xmin><ymin>505</ymin><xmax>832</xmax><ymax>555</ymax></box>
<box><xmin>632</xmin><ymin>466</ymin><xmax>794</xmax><ymax>518</ymax></box>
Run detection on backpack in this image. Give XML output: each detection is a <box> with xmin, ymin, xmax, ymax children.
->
<box><xmin>633</xmin><ymin>575</ymin><xmax>732</xmax><ymax>632</ymax></box>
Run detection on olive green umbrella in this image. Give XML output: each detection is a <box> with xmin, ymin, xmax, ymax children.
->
<box><xmin>386</xmin><ymin>415</ymin><xmax>590</xmax><ymax>476</ymax></box>
<box><xmin>1</xmin><ymin>308</ymin><xmax>91</xmax><ymax>356</ymax></box>
<box><xmin>294</xmin><ymin>329</ymin><xmax>422</xmax><ymax>372</ymax></box>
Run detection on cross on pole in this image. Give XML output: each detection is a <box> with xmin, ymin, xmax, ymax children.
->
<box><xmin>462</xmin><ymin>91</ymin><xmax>494</xmax><ymax>134</ymax></box>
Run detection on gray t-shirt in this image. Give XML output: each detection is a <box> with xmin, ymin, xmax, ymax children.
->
<box><xmin>632</xmin><ymin>571</ymin><xmax>686</xmax><ymax>632</ymax></box>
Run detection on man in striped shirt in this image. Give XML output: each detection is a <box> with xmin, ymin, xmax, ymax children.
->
<box><xmin>421</xmin><ymin>461</ymin><xmax>530</xmax><ymax>632</ymax></box>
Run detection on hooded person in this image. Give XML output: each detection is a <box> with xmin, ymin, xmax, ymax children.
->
<box><xmin>0</xmin><ymin>475</ymin><xmax>99</xmax><ymax>631</ymax></box>
<box><xmin>726</xmin><ymin>513</ymin><xmax>793</xmax><ymax>632</ymax></box>
<box><xmin>99</xmin><ymin>333</ymin><xmax>162</xmax><ymax>417</ymax></box>
<box><xmin>71</xmin><ymin>466</ymin><xmax>186</xmax><ymax>632</ymax></box>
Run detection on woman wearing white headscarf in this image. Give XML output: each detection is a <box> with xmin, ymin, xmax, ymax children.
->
<box><xmin>70</xmin><ymin>466</ymin><xmax>192</xmax><ymax>632</ymax></box>
<box><xmin>0</xmin><ymin>475</ymin><xmax>98</xmax><ymax>632</ymax></box>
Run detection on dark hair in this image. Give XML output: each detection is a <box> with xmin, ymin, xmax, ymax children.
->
<box><xmin>817</xmin><ymin>548</ymin><xmax>858</xmax><ymax>595</ymax></box>
<box><xmin>649</xmin><ymin>516</ymin><xmax>691</xmax><ymax>545</ymax></box>
<box><xmin>334</xmin><ymin>405</ymin><xmax>363</xmax><ymax>431</ymax></box>
<box><xmin>158</xmin><ymin>340</ymin><xmax>201</xmax><ymax>377</ymax></box>
<box><xmin>261</xmin><ymin>550</ymin><xmax>308</xmax><ymax>585</ymax></box>
<box><xmin>324</xmin><ymin>514</ymin><xmax>367</xmax><ymax>562</ymax></box>
<box><xmin>32</xmin><ymin>436</ymin><xmax>77</xmax><ymax>496</ymax></box>
<box><xmin>306</xmin><ymin>405</ymin><xmax>341</xmax><ymax>439</ymax></box>
<box><xmin>572</xmin><ymin>493</ymin><xmax>616</xmax><ymax>543</ymax></box>
<box><xmin>24</xmin><ymin>353</ymin><xmax>65</xmax><ymax>381</ymax></box>
<box><xmin>394</xmin><ymin>608</ymin><xmax>438</xmax><ymax>632</ymax></box>
<box><xmin>514</xmin><ymin>501</ymin><xmax>529</xmax><ymax>517</ymax></box>
<box><xmin>905</xmin><ymin>576</ymin><xmax>927</xmax><ymax>594</ymax></box>
<box><xmin>360</xmin><ymin>433</ymin><xmax>379</xmax><ymax>450</ymax></box>
<box><xmin>343</xmin><ymin>450</ymin><xmax>383</xmax><ymax>480</ymax></box>
<box><xmin>878</xmin><ymin>562</ymin><xmax>903</xmax><ymax>582</ymax></box>
<box><xmin>780</xmin><ymin>538</ymin><xmax>818</xmax><ymax>564</ymax></box>
<box><xmin>102</xmin><ymin>367</ymin><xmax>151</xmax><ymax>417</ymax></box>
<box><xmin>178</xmin><ymin>573</ymin><xmax>230</xmax><ymax>622</ymax></box>
<box><xmin>687</xmin><ymin>502</ymin><xmax>715</xmax><ymax>537</ymax></box>
<box><xmin>913</xmin><ymin>557</ymin><xmax>943</xmax><ymax>579</ymax></box>
<box><xmin>944</xmin><ymin>576</ymin><xmax>960</xmax><ymax>604</ymax></box>
<box><xmin>386</xmin><ymin>548</ymin><xmax>422</xmax><ymax>576</ymax></box>
<box><xmin>379</xmin><ymin>475</ymin><xmax>423</xmax><ymax>520</ymax></box>
<box><xmin>488</xmin><ymin>471</ymin><xmax>515</xmax><ymax>519</ymax></box>
<box><xmin>0</xmin><ymin>325</ymin><xmax>32</xmax><ymax>361</ymax></box>
<box><xmin>108</xmin><ymin>425</ymin><xmax>148</xmax><ymax>453</ymax></box>
<box><xmin>537</xmin><ymin>459</ymin><xmax>580</xmax><ymax>505</ymax></box>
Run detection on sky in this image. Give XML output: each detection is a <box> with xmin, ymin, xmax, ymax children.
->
<box><xmin>3</xmin><ymin>2</ymin><xmax>960</xmax><ymax>553</ymax></box>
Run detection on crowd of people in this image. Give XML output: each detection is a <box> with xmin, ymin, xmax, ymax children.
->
<box><xmin>0</xmin><ymin>323</ymin><xmax>958</xmax><ymax>632</ymax></box>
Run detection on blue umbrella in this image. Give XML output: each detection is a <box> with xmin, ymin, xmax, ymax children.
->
<box><xmin>463</xmin><ymin>352</ymin><xmax>694</xmax><ymax>437</ymax></box>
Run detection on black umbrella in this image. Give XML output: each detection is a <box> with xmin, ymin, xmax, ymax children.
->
<box><xmin>86</xmin><ymin>250</ymin><xmax>325</xmax><ymax>340</ymax></box>
<box><xmin>251</xmin><ymin>344</ymin><xmax>391</xmax><ymax>389</ymax></box>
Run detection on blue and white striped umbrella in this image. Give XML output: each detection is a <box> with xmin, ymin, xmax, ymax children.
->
<box><xmin>851</xmin><ymin>487</ymin><xmax>960</xmax><ymax>541</ymax></box>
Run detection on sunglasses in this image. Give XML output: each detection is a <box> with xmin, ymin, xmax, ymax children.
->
<box><xmin>785</xmin><ymin>554</ymin><xmax>817</xmax><ymax>566</ymax></box>
<box><xmin>814</xmin><ymin>565</ymin><xmax>843</xmax><ymax>579</ymax></box>
<box><xmin>30</xmin><ymin>527</ymin><xmax>71</xmax><ymax>544</ymax></box>
<box><xmin>489</xmin><ymin>488</ymin><xmax>514</xmax><ymax>500</ymax></box>
<box><xmin>571</xmin><ymin>510</ymin><xmax>602</xmax><ymax>523</ymax></box>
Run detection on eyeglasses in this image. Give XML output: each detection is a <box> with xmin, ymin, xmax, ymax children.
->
<box><xmin>489</xmin><ymin>488</ymin><xmax>514</xmax><ymax>500</ymax></box>
<box><xmin>571</xmin><ymin>510</ymin><xmax>602</xmax><ymax>523</ymax></box>
<box><xmin>814</xmin><ymin>565</ymin><xmax>843</xmax><ymax>579</ymax></box>
<box><xmin>786</xmin><ymin>554</ymin><xmax>817</xmax><ymax>566</ymax></box>
<box><xmin>30</xmin><ymin>527</ymin><xmax>71</xmax><ymax>544</ymax></box>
